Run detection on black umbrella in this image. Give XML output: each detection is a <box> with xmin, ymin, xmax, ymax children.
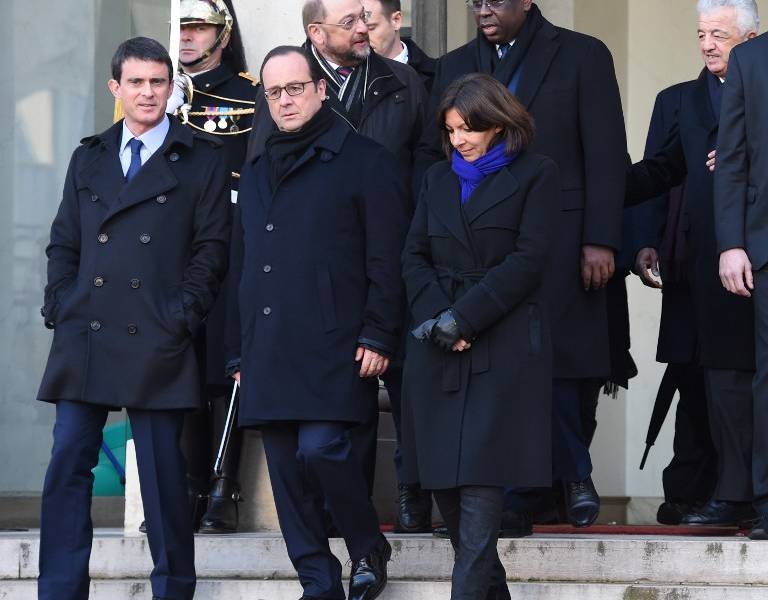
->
<box><xmin>639</xmin><ymin>366</ymin><xmax>680</xmax><ymax>470</ymax></box>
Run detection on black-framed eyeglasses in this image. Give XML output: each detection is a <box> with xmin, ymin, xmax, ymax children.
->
<box><xmin>312</xmin><ymin>10</ymin><xmax>370</xmax><ymax>31</ymax></box>
<box><xmin>466</xmin><ymin>0</ymin><xmax>510</xmax><ymax>12</ymax></box>
<box><xmin>264</xmin><ymin>81</ymin><xmax>316</xmax><ymax>101</ymax></box>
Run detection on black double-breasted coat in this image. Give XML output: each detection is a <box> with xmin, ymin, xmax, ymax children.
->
<box><xmin>401</xmin><ymin>153</ymin><xmax>558</xmax><ymax>489</ymax></box>
<box><xmin>37</xmin><ymin>118</ymin><xmax>231</xmax><ymax>410</ymax></box>
<box><xmin>627</xmin><ymin>69</ymin><xmax>755</xmax><ymax>371</ymax></box>
<box><xmin>227</xmin><ymin>120</ymin><xmax>409</xmax><ymax>426</ymax></box>
<box><xmin>415</xmin><ymin>10</ymin><xmax>627</xmax><ymax>379</ymax></box>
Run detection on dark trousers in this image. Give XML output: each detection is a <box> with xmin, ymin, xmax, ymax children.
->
<box><xmin>38</xmin><ymin>401</ymin><xmax>194</xmax><ymax>600</ymax></box>
<box><xmin>180</xmin><ymin>388</ymin><xmax>243</xmax><ymax>492</ymax></box>
<box><xmin>578</xmin><ymin>378</ymin><xmax>603</xmax><ymax>448</ymax></box>
<box><xmin>552</xmin><ymin>378</ymin><xmax>593</xmax><ymax>482</ymax></box>
<box><xmin>383</xmin><ymin>367</ymin><xmax>405</xmax><ymax>480</ymax></box>
<box><xmin>753</xmin><ymin>269</ymin><xmax>768</xmax><ymax>506</ymax></box>
<box><xmin>663</xmin><ymin>363</ymin><xmax>717</xmax><ymax>504</ymax></box>
<box><xmin>433</xmin><ymin>486</ymin><xmax>508</xmax><ymax>600</ymax></box>
<box><xmin>706</xmin><ymin>368</ymin><xmax>754</xmax><ymax>502</ymax></box>
<box><xmin>261</xmin><ymin>421</ymin><xmax>382</xmax><ymax>599</ymax></box>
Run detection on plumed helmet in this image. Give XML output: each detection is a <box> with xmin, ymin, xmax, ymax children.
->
<box><xmin>180</xmin><ymin>0</ymin><xmax>233</xmax><ymax>30</ymax></box>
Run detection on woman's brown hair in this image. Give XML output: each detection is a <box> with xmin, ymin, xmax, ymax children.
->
<box><xmin>437</xmin><ymin>73</ymin><xmax>535</xmax><ymax>160</ymax></box>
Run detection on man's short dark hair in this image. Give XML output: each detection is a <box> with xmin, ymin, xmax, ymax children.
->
<box><xmin>259</xmin><ymin>46</ymin><xmax>323</xmax><ymax>85</ymax></box>
<box><xmin>378</xmin><ymin>0</ymin><xmax>402</xmax><ymax>18</ymax></box>
<box><xmin>111</xmin><ymin>37</ymin><xmax>173</xmax><ymax>82</ymax></box>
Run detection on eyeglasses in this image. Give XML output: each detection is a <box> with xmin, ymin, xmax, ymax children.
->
<box><xmin>313</xmin><ymin>10</ymin><xmax>370</xmax><ymax>31</ymax></box>
<box><xmin>466</xmin><ymin>0</ymin><xmax>510</xmax><ymax>12</ymax></box>
<box><xmin>264</xmin><ymin>81</ymin><xmax>315</xmax><ymax>101</ymax></box>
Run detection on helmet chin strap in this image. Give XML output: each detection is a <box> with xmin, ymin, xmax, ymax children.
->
<box><xmin>179</xmin><ymin>25</ymin><xmax>229</xmax><ymax>68</ymax></box>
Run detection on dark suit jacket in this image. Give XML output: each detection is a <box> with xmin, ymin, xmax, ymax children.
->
<box><xmin>415</xmin><ymin>11</ymin><xmax>627</xmax><ymax>379</ymax></box>
<box><xmin>715</xmin><ymin>32</ymin><xmax>768</xmax><ymax>270</ymax></box>
<box><xmin>401</xmin><ymin>153</ymin><xmax>557</xmax><ymax>489</ymax></box>
<box><xmin>228</xmin><ymin>120</ymin><xmax>409</xmax><ymax>426</ymax></box>
<box><xmin>627</xmin><ymin>69</ymin><xmax>755</xmax><ymax>371</ymax></box>
<box><xmin>403</xmin><ymin>37</ymin><xmax>437</xmax><ymax>93</ymax></box>
<box><xmin>38</xmin><ymin>119</ymin><xmax>231</xmax><ymax>410</ymax></box>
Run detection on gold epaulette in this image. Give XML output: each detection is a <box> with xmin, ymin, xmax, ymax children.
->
<box><xmin>239</xmin><ymin>72</ymin><xmax>260</xmax><ymax>87</ymax></box>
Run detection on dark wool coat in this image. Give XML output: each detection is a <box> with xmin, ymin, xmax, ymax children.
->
<box><xmin>415</xmin><ymin>12</ymin><xmax>627</xmax><ymax>379</ymax></box>
<box><xmin>627</xmin><ymin>69</ymin><xmax>755</xmax><ymax>371</ymax></box>
<box><xmin>401</xmin><ymin>153</ymin><xmax>558</xmax><ymax>490</ymax></box>
<box><xmin>37</xmin><ymin>118</ymin><xmax>231</xmax><ymax>410</ymax></box>
<box><xmin>227</xmin><ymin>120</ymin><xmax>409</xmax><ymax>426</ymax></box>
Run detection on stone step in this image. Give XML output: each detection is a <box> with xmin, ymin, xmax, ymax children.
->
<box><xmin>2</xmin><ymin>531</ymin><xmax>767</xmax><ymax>587</ymax></box>
<box><xmin>4</xmin><ymin>579</ymin><xmax>768</xmax><ymax>600</ymax></box>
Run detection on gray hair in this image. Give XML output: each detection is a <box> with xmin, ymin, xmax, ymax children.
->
<box><xmin>697</xmin><ymin>0</ymin><xmax>760</xmax><ymax>35</ymax></box>
<box><xmin>302</xmin><ymin>0</ymin><xmax>327</xmax><ymax>32</ymax></box>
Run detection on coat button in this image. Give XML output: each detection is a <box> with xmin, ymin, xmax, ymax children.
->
<box><xmin>263</xmin><ymin>307</ymin><xmax>272</xmax><ymax>316</ymax></box>
<box><xmin>373</xmin><ymin>90</ymin><xmax>379</xmax><ymax>96</ymax></box>
<box><xmin>90</xmin><ymin>194</ymin><xmax>99</xmax><ymax>202</ymax></box>
<box><xmin>93</xmin><ymin>276</ymin><xmax>104</xmax><ymax>288</ymax></box>
<box><xmin>139</xmin><ymin>233</ymin><xmax>151</xmax><ymax>244</ymax></box>
<box><xmin>265</xmin><ymin>223</ymin><xmax>274</xmax><ymax>232</ymax></box>
<box><xmin>169</xmin><ymin>152</ymin><xmax>180</xmax><ymax>162</ymax></box>
<box><xmin>156</xmin><ymin>195</ymin><xmax>167</xmax><ymax>204</ymax></box>
<box><xmin>130</xmin><ymin>278</ymin><xmax>141</xmax><ymax>289</ymax></box>
<box><xmin>90</xmin><ymin>320</ymin><xmax>101</xmax><ymax>331</ymax></box>
<box><xmin>127</xmin><ymin>324</ymin><xmax>138</xmax><ymax>335</ymax></box>
<box><xmin>320</xmin><ymin>151</ymin><xmax>332</xmax><ymax>162</ymax></box>
<box><xmin>98</xmin><ymin>233</ymin><xmax>109</xmax><ymax>244</ymax></box>
<box><xmin>263</xmin><ymin>265</ymin><xmax>272</xmax><ymax>273</ymax></box>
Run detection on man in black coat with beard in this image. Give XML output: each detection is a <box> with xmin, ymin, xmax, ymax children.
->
<box><xmin>416</xmin><ymin>0</ymin><xmax>627</xmax><ymax>530</ymax></box>
<box><xmin>626</xmin><ymin>0</ymin><xmax>759</xmax><ymax>528</ymax></box>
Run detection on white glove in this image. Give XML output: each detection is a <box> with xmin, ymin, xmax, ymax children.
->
<box><xmin>166</xmin><ymin>72</ymin><xmax>188</xmax><ymax>114</ymax></box>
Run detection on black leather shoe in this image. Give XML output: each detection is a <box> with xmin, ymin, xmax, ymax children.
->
<box><xmin>349</xmin><ymin>536</ymin><xmax>391</xmax><ymax>600</ymax></box>
<box><xmin>394</xmin><ymin>484</ymin><xmax>432</xmax><ymax>533</ymax></box>
<box><xmin>485</xmin><ymin>584</ymin><xmax>512</xmax><ymax>600</ymax></box>
<box><xmin>657</xmin><ymin>501</ymin><xmax>694</xmax><ymax>526</ymax></box>
<box><xmin>680</xmin><ymin>499</ymin><xmax>755</xmax><ymax>526</ymax></box>
<box><xmin>139</xmin><ymin>520</ymin><xmax>147</xmax><ymax>534</ymax></box>
<box><xmin>432</xmin><ymin>525</ymin><xmax>450</xmax><ymax>538</ymax></box>
<box><xmin>199</xmin><ymin>477</ymin><xmax>240</xmax><ymax>534</ymax></box>
<box><xmin>748</xmin><ymin>517</ymin><xmax>768</xmax><ymax>540</ymax></box>
<box><xmin>564</xmin><ymin>477</ymin><xmax>600</xmax><ymax>528</ymax></box>
<box><xmin>499</xmin><ymin>509</ymin><xmax>533</xmax><ymax>538</ymax></box>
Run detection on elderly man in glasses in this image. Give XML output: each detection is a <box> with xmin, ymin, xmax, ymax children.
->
<box><xmin>226</xmin><ymin>46</ymin><xmax>409</xmax><ymax>600</ymax></box>
<box><xmin>415</xmin><ymin>0</ymin><xmax>627</xmax><ymax>538</ymax></box>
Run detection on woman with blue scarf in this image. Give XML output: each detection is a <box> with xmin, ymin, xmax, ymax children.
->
<box><xmin>402</xmin><ymin>73</ymin><xmax>559</xmax><ymax>600</ymax></box>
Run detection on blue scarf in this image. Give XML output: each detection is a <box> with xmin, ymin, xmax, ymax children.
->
<box><xmin>451</xmin><ymin>143</ymin><xmax>517</xmax><ymax>204</ymax></box>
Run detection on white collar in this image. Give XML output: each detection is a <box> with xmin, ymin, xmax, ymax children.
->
<box><xmin>120</xmin><ymin>115</ymin><xmax>170</xmax><ymax>156</ymax></box>
<box><xmin>495</xmin><ymin>39</ymin><xmax>516</xmax><ymax>58</ymax></box>
<box><xmin>393</xmin><ymin>41</ymin><xmax>409</xmax><ymax>64</ymax></box>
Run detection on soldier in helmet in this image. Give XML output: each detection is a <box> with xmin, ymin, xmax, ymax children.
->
<box><xmin>170</xmin><ymin>0</ymin><xmax>257</xmax><ymax>534</ymax></box>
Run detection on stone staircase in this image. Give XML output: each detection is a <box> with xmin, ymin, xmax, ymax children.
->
<box><xmin>3</xmin><ymin>530</ymin><xmax>768</xmax><ymax>599</ymax></box>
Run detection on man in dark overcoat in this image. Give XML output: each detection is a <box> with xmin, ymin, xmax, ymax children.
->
<box><xmin>626</xmin><ymin>1</ymin><xmax>758</xmax><ymax>527</ymax></box>
<box><xmin>629</xmin><ymin>81</ymin><xmax>717</xmax><ymax>525</ymax></box>
<box><xmin>226</xmin><ymin>46</ymin><xmax>409</xmax><ymax>600</ymax></box>
<box><xmin>36</xmin><ymin>38</ymin><xmax>230</xmax><ymax>600</ymax></box>
<box><xmin>415</xmin><ymin>0</ymin><xmax>627</xmax><ymax>529</ymax></box>
<box><xmin>715</xmin><ymin>25</ymin><xmax>768</xmax><ymax>540</ymax></box>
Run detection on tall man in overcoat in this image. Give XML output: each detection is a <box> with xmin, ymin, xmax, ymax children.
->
<box><xmin>226</xmin><ymin>46</ymin><xmax>409</xmax><ymax>600</ymax></box>
<box><xmin>36</xmin><ymin>38</ymin><xmax>230</xmax><ymax>600</ymax></box>
<box><xmin>626</xmin><ymin>0</ymin><xmax>758</xmax><ymax>527</ymax></box>
<box><xmin>415</xmin><ymin>0</ymin><xmax>627</xmax><ymax>529</ymax></box>
<box><xmin>715</xmin><ymin>24</ymin><xmax>768</xmax><ymax>541</ymax></box>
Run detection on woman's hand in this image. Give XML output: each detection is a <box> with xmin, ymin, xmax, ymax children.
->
<box><xmin>232</xmin><ymin>371</ymin><xmax>241</xmax><ymax>384</ymax></box>
<box><xmin>452</xmin><ymin>339</ymin><xmax>472</xmax><ymax>352</ymax></box>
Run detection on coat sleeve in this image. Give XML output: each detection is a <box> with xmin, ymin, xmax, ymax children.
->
<box><xmin>714</xmin><ymin>48</ymin><xmax>749</xmax><ymax>253</ymax></box>
<box><xmin>42</xmin><ymin>150</ymin><xmax>82</xmax><ymax>329</ymax></box>
<box><xmin>356</xmin><ymin>147</ymin><xmax>410</xmax><ymax>356</ymax></box>
<box><xmin>578</xmin><ymin>39</ymin><xmax>627</xmax><ymax>250</ymax></box>
<box><xmin>401</xmin><ymin>171</ymin><xmax>453</xmax><ymax>325</ymax></box>
<box><xmin>452</xmin><ymin>159</ymin><xmax>560</xmax><ymax>338</ymax></box>
<box><xmin>182</xmin><ymin>146</ymin><xmax>232</xmax><ymax>335</ymax></box>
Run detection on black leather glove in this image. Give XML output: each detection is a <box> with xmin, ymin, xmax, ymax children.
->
<box><xmin>430</xmin><ymin>309</ymin><xmax>462</xmax><ymax>351</ymax></box>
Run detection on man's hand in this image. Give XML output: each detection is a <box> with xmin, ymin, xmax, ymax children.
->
<box><xmin>452</xmin><ymin>339</ymin><xmax>472</xmax><ymax>352</ymax></box>
<box><xmin>356</xmin><ymin>347</ymin><xmax>390</xmax><ymax>378</ymax></box>
<box><xmin>634</xmin><ymin>247</ymin><xmax>663</xmax><ymax>289</ymax></box>
<box><xmin>720</xmin><ymin>248</ymin><xmax>754</xmax><ymax>297</ymax></box>
<box><xmin>232</xmin><ymin>371</ymin><xmax>241</xmax><ymax>384</ymax></box>
<box><xmin>581</xmin><ymin>245</ymin><xmax>615</xmax><ymax>290</ymax></box>
<box><xmin>707</xmin><ymin>150</ymin><xmax>716</xmax><ymax>172</ymax></box>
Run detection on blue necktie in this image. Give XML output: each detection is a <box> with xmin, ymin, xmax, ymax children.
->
<box><xmin>499</xmin><ymin>44</ymin><xmax>510</xmax><ymax>60</ymax></box>
<box><xmin>125</xmin><ymin>138</ymin><xmax>143</xmax><ymax>182</ymax></box>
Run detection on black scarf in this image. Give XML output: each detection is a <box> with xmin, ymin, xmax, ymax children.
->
<box><xmin>308</xmin><ymin>42</ymin><xmax>369</xmax><ymax>128</ymax></box>
<box><xmin>475</xmin><ymin>3</ymin><xmax>544</xmax><ymax>86</ymax></box>
<box><xmin>264</xmin><ymin>102</ymin><xmax>336</xmax><ymax>190</ymax></box>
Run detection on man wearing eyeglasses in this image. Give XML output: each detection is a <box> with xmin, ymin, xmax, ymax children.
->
<box><xmin>415</xmin><ymin>0</ymin><xmax>627</xmax><ymax>535</ymax></box>
<box><xmin>227</xmin><ymin>46</ymin><xmax>409</xmax><ymax>600</ymax></box>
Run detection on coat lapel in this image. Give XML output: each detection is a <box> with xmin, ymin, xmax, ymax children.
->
<box><xmin>429</xmin><ymin>171</ymin><xmax>472</xmax><ymax>253</ymax></box>
<box><xmin>692</xmin><ymin>68</ymin><xmax>718</xmax><ymax>136</ymax></box>
<box><xmin>462</xmin><ymin>167</ymin><xmax>520</xmax><ymax>224</ymax></box>
<box><xmin>515</xmin><ymin>23</ymin><xmax>560</xmax><ymax>109</ymax></box>
<box><xmin>76</xmin><ymin>123</ymin><xmax>125</xmax><ymax>209</ymax></box>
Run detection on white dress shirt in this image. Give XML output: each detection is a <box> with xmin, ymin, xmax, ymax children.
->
<box><xmin>393</xmin><ymin>41</ymin><xmax>409</xmax><ymax>65</ymax></box>
<box><xmin>496</xmin><ymin>39</ymin><xmax>516</xmax><ymax>59</ymax></box>
<box><xmin>119</xmin><ymin>115</ymin><xmax>170</xmax><ymax>176</ymax></box>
